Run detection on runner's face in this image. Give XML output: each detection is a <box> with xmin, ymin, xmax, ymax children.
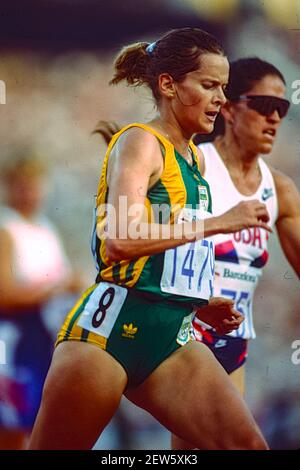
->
<box><xmin>229</xmin><ymin>75</ymin><xmax>286</xmax><ymax>155</ymax></box>
<box><xmin>7</xmin><ymin>174</ymin><xmax>46</xmax><ymax>214</ymax></box>
<box><xmin>171</xmin><ymin>53</ymin><xmax>229</xmax><ymax>137</ymax></box>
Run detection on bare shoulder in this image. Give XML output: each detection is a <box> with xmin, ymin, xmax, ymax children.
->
<box><xmin>107</xmin><ymin>126</ymin><xmax>163</xmax><ymax>186</ymax></box>
<box><xmin>269</xmin><ymin>166</ymin><xmax>300</xmax><ymax>218</ymax></box>
<box><xmin>269</xmin><ymin>167</ymin><xmax>296</xmax><ymax>192</ymax></box>
<box><xmin>111</xmin><ymin>126</ymin><xmax>162</xmax><ymax>165</ymax></box>
<box><xmin>0</xmin><ymin>227</ymin><xmax>13</xmax><ymax>245</ymax></box>
<box><xmin>0</xmin><ymin>228</ymin><xmax>13</xmax><ymax>265</ymax></box>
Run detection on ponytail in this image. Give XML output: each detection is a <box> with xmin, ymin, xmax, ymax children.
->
<box><xmin>110</xmin><ymin>42</ymin><xmax>151</xmax><ymax>87</ymax></box>
<box><xmin>109</xmin><ymin>28</ymin><xmax>225</xmax><ymax>102</ymax></box>
<box><xmin>92</xmin><ymin>120</ymin><xmax>122</xmax><ymax>145</ymax></box>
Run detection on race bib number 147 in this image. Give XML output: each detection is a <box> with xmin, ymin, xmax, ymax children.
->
<box><xmin>161</xmin><ymin>239</ymin><xmax>214</xmax><ymax>300</ymax></box>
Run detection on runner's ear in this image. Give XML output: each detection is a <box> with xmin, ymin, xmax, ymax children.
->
<box><xmin>158</xmin><ymin>73</ymin><xmax>175</xmax><ymax>99</ymax></box>
<box><xmin>220</xmin><ymin>102</ymin><xmax>234</xmax><ymax>126</ymax></box>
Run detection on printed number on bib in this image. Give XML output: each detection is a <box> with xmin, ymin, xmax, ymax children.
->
<box><xmin>220</xmin><ymin>288</ymin><xmax>251</xmax><ymax>337</ymax></box>
<box><xmin>161</xmin><ymin>239</ymin><xmax>214</xmax><ymax>300</ymax></box>
<box><xmin>78</xmin><ymin>282</ymin><xmax>127</xmax><ymax>337</ymax></box>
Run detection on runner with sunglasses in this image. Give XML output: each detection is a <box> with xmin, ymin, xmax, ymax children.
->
<box><xmin>237</xmin><ymin>95</ymin><xmax>290</xmax><ymax>119</ymax></box>
<box><xmin>173</xmin><ymin>57</ymin><xmax>300</xmax><ymax>449</ymax></box>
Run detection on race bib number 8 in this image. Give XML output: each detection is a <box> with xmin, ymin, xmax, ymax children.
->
<box><xmin>78</xmin><ymin>282</ymin><xmax>127</xmax><ymax>337</ymax></box>
<box><xmin>161</xmin><ymin>239</ymin><xmax>214</xmax><ymax>300</ymax></box>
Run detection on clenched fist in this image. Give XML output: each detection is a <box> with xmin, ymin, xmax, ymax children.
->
<box><xmin>194</xmin><ymin>297</ymin><xmax>244</xmax><ymax>335</ymax></box>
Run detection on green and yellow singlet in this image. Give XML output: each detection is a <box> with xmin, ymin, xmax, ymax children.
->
<box><xmin>91</xmin><ymin>123</ymin><xmax>213</xmax><ymax>306</ymax></box>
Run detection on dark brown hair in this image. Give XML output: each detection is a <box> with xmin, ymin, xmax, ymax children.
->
<box><xmin>110</xmin><ymin>27</ymin><xmax>225</xmax><ymax>101</ymax></box>
<box><xmin>92</xmin><ymin>120</ymin><xmax>121</xmax><ymax>145</ymax></box>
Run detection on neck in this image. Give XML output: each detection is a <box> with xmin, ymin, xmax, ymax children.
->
<box><xmin>7</xmin><ymin>202</ymin><xmax>36</xmax><ymax>220</ymax></box>
<box><xmin>214</xmin><ymin>132</ymin><xmax>259</xmax><ymax>176</ymax></box>
<box><xmin>150</xmin><ymin>113</ymin><xmax>191</xmax><ymax>160</ymax></box>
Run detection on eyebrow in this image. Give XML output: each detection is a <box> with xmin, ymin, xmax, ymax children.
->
<box><xmin>189</xmin><ymin>72</ymin><xmax>227</xmax><ymax>85</ymax></box>
<box><xmin>204</xmin><ymin>78</ymin><xmax>227</xmax><ymax>84</ymax></box>
<box><xmin>201</xmin><ymin>78</ymin><xmax>228</xmax><ymax>87</ymax></box>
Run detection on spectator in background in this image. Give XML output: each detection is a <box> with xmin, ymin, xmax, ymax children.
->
<box><xmin>0</xmin><ymin>154</ymin><xmax>82</xmax><ymax>449</ymax></box>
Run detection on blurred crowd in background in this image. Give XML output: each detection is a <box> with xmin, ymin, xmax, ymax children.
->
<box><xmin>0</xmin><ymin>0</ymin><xmax>299</xmax><ymax>449</ymax></box>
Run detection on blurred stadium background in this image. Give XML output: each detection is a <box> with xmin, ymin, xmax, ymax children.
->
<box><xmin>0</xmin><ymin>0</ymin><xmax>299</xmax><ymax>449</ymax></box>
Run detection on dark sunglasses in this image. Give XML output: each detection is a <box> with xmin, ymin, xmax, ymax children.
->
<box><xmin>238</xmin><ymin>95</ymin><xmax>290</xmax><ymax>118</ymax></box>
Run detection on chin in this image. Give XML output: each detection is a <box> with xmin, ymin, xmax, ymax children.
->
<box><xmin>259</xmin><ymin>143</ymin><xmax>274</xmax><ymax>154</ymax></box>
<box><xmin>198</xmin><ymin>120</ymin><xmax>214</xmax><ymax>134</ymax></box>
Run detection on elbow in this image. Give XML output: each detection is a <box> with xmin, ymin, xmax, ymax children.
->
<box><xmin>105</xmin><ymin>238</ymin><xmax>129</xmax><ymax>262</ymax></box>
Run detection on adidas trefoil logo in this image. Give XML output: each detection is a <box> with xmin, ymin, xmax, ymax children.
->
<box><xmin>122</xmin><ymin>323</ymin><xmax>138</xmax><ymax>339</ymax></box>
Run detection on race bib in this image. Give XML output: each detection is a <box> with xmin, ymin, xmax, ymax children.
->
<box><xmin>198</xmin><ymin>185</ymin><xmax>209</xmax><ymax>212</ymax></box>
<box><xmin>213</xmin><ymin>262</ymin><xmax>261</xmax><ymax>338</ymax></box>
<box><xmin>161</xmin><ymin>208</ymin><xmax>214</xmax><ymax>301</ymax></box>
<box><xmin>78</xmin><ymin>282</ymin><xmax>127</xmax><ymax>337</ymax></box>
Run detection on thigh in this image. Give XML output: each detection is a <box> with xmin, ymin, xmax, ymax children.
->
<box><xmin>28</xmin><ymin>341</ymin><xmax>127</xmax><ymax>449</ymax></box>
<box><xmin>58</xmin><ymin>282</ymin><xmax>193</xmax><ymax>388</ymax></box>
<box><xmin>0</xmin><ymin>430</ymin><xmax>28</xmax><ymax>450</ymax></box>
<box><xmin>171</xmin><ymin>363</ymin><xmax>246</xmax><ymax>449</ymax></box>
<box><xmin>230</xmin><ymin>364</ymin><xmax>245</xmax><ymax>396</ymax></box>
<box><xmin>126</xmin><ymin>341</ymin><xmax>267</xmax><ymax>450</ymax></box>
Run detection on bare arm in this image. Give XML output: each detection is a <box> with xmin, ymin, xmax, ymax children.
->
<box><xmin>103</xmin><ymin>127</ymin><xmax>272</xmax><ymax>261</ymax></box>
<box><xmin>272</xmin><ymin>169</ymin><xmax>300</xmax><ymax>277</ymax></box>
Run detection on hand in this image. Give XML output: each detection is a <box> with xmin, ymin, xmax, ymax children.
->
<box><xmin>195</xmin><ymin>297</ymin><xmax>244</xmax><ymax>335</ymax></box>
<box><xmin>217</xmin><ymin>200</ymin><xmax>273</xmax><ymax>234</ymax></box>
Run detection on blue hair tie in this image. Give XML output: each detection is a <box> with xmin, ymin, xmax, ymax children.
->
<box><xmin>146</xmin><ymin>42</ymin><xmax>156</xmax><ymax>55</ymax></box>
